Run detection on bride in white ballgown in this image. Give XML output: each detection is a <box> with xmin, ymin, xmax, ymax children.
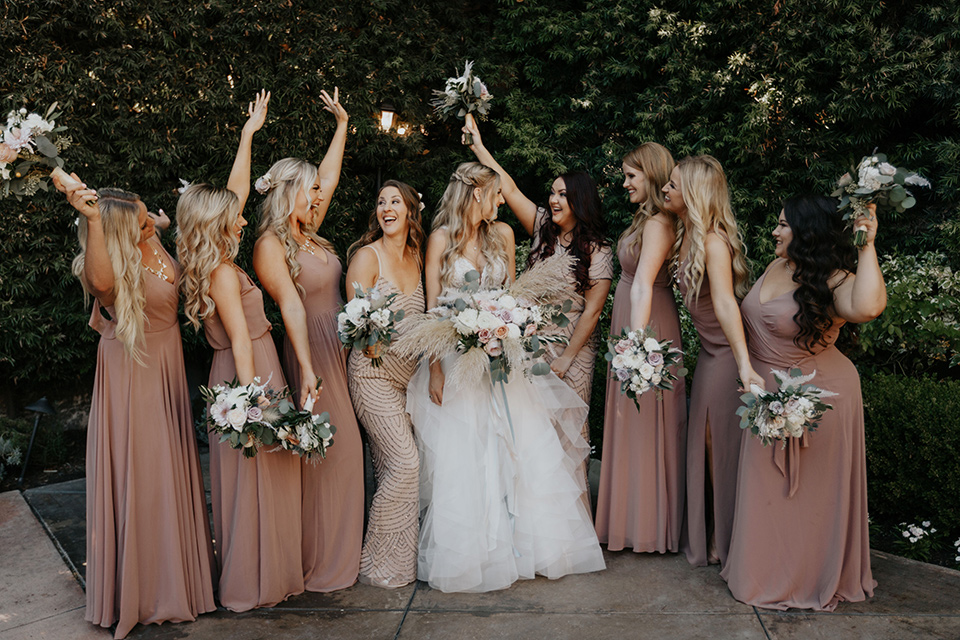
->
<box><xmin>406</xmin><ymin>162</ymin><xmax>605</xmax><ymax>593</ymax></box>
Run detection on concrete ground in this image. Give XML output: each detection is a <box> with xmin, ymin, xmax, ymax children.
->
<box><xmin>3</xmin><ymin>468</ymin><xmax>960</xmax><ymax>639</ymax></box>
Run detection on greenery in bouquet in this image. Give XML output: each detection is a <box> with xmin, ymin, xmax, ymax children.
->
<box><xmin>199</xmin><ymin>377</ymin><xmax>284</xmax><ymax>458</ymax></box>
<box><xmin>832</xmin><ymin>152</ymin><xmax>931</xmax><ymax>247</ymax></box>
<box><xmin>1</xmin><ymin>103</ymin><xmax>73</xmax><ymax>200</ymax></box>
<box><xmin>272</xmin><ymin>393</ymin><xmax>336</xmax><ymax>463</ymax></box>
<box><xmin>737</xmin><ymin>368</ymin><xmax>836</xmax><ymax>448</ymax></box>
<box><xmin>337</xmin><ymin>283</ymin><xmax>406</xmax><ymax>367</ymax></box>
<box><xmin>431</xmin><ymin>60</ymin><xmax>493</xmax><ymax>145</ymax></box>
<box><xmin>605</xmin><ymin>326</ymin><xmax>685</xmax><ymax>409</ymax></box>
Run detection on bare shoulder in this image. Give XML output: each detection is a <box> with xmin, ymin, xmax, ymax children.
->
<box><xmin>253</xmin><ymin>231</ymin><xmax>283</xmax><ymax>258</ymax></box>
<box><xmin>492</xmin><ymin>220</ymin><xmax>514</xmax><ymax>241</ymax></box>
<box><xmin>210</xmin><ymin>263</ymin><xmax>240</xmax><ymax>293</ymax></box>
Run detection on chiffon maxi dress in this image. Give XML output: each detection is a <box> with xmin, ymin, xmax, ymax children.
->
<box><xmin>346</xmin><ymin>245</ymin><xmax>425</xmax><ymax>588</ymax></box>
<box><xmin>720</xmin><ymin>262</ymin><xmax>876</xmax><ymax>610</ymax></box>
<box><xmin>281</xmin><ymin>246</ymin><xmax>364</xmax><ymax>592</ymax></box>
<box><xmin>204</xmin><ymin>266</ymin><xmax>304</xmax><ymax>611</ymax></box>
<box><xmin>85</xmin><ymin>239</ymin><xmax>215</xmax><ymax>639</ymax></box>
<box><xmin>596</xmin><ymin>229</ymin><xmax>687</xmax><ymax>553</ymax></box>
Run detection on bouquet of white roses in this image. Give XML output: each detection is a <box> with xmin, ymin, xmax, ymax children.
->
<box><xmin>831</xmin><ymin>152</ymin><xmax>931</xmax><ymax>247</ymax></box>
<box><xmin>431</xmin><ymin>60</ymin><xmax>493</xmax><ymax>145</ymax></box>
<box><xmin>337</xmin><ymin>283</ymin><xmax>406</xmax><ymax>367</ymax></box>
<box><xmin>606</xmin><ymin>327</ymin><xmax>684</xmax><ymax>409</ymax></box>
<box><xmin>736</xmin><ymin>368</ymin><xmax>837</xmax><ymax>448</ymax></box>
<box><xmin>443</xmin><ymin>271</ymin><xmax>570</xmax><ymax>384</ymax></box>
<box><xmin>1</xmin><ymin>104</ymin><xmax>77</xmax><ymax>200</ymax></box>
<box><xmin>271</xmin><ymin>391</ymin><xmax>336</xmax><ymax>462</ymax></box>
<box><xmin>199</xmin><ymin>377</ymin><xmax>284</xmax><ymax>458</ymax></box>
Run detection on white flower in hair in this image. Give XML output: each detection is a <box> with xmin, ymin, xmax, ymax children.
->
<box><xmin>177</xmin><ymin>178</ymin><xmax>192</xmax><ymax>195</ymax></box>
<box><xmin>417</xmin><ymin>191</ymin><xmax>426</xmax><ymax>212</ymax></box>
<box><xmin>255</xmin><ymin>172</ymin><xmax>274</xmax><ymax>195</ymax></box>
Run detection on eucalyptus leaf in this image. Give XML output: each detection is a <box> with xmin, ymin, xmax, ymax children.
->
<box><xmin>35</xmin><ymin>135</ymin><xmax>58</xmax><ymax>158</ymax></box>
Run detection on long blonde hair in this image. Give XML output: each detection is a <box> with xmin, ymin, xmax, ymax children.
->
<box><xmin>432</xmin><ymin>162</ymin><xmax>506</xmax><ymax>290</ymax></box>
<box><xmin>346</xmin><ymin>180</ymin><xmax>427</xmax><ymax>270</ymax></box>
<box><xmin>257</xmin><ymin>157</ymin><xmax>337</xmax><ymax>295</ymax></box>
<box><xmin>620</xmin><ymin>142</ymin><xmax>677</xmax><ymax>260</ymax></box>
<box><xmin>675</xmin><ymin>155</ymin><xmax>751</xmax><ymax>304</ymax></box>
<box><xmin>72</xmin><ymin>188</ymin><xmax>147</xmax><ymax>364</ymax></box>
<box><xmin>175</xmin><ymin>184</ymin><xmax>241</xmax><ymax>330</ymax></box>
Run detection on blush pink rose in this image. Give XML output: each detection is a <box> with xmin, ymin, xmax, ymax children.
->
<box><xmin>477</xmin><ymin>327</ymin><xmax>494</xmax><ymax>343</ymax></box>
<box><xmin>494</xmin><ymin>324</ymin><xmax>509</xmax><ymax>339</ymax></box>
<box><xmin>484</xmin><ymin>339</ymin><xmax>502</xmax><ymax>356</ymax></box>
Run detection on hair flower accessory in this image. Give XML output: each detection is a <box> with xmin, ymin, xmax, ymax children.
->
<box><xmin>417</xmin><ymin>191</ymin><xmax>426</xmax><ymax>212</ymax></box>
<box><xmin>177</xmin><ymin>178</ymin><xmax>192</xmax><ymax>195</ymax></box>
<box><xmin>255</xmin><ymin>172</ymin><xmax>274</xmax><ymax>195</ymax></box>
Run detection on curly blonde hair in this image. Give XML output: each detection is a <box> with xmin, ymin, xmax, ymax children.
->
<box><xmin>175</xmin><ymin>184</ymin><xmax>241</xmax><ymax>330</ymax></box>
<box><xmin>346</xmin><ymin>180</ymin><xmax>426</xmax><ymax>271</ymax></box>
<box><xmin>431</xmin><ymin>162</ymin><xmax>506</xmax><ymax>290</ymax></box>
<box><xmin>257</xmin><ymin>157</ymin><xmax>337</xmax><ymax>295</ymax></box>
<box><xmin>620</xmin><ymin>142</ymin><xmax>678</xmax><ymax>264</ymax></box>
<box><xmin>675</xmin><ymin>155</ymin><xmax>751</xmax><ymax>305</ymax></box>
<box><xmin>72</xmin><ymin>188</ymin><xmax>147</xmax><ymax>364</ymax></box>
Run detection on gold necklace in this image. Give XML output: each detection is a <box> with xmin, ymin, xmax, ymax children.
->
<box><xmin>143</xmin><ymin>246</ymin><xmax>170</xmax><ymax>282</ymax></box>
<box><xmin>299</xmin><ymin>237</ymin><xmax>316</xmax><ymax>255</ymax></box>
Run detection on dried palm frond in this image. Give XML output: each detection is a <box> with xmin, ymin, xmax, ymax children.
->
<box><xmin>448</xmin><ymin>344</ymin><xmax>493</xmax><ymax>391</ymax></box>
<box><xmin>392</xmin><ymin>312</ymin><xmax>460</xmax><ymax>360</ymax></box>
<box><xmin>508</xmin><ymin>252</ymin><xmax>582</xmax><ymax>306</ymax></box>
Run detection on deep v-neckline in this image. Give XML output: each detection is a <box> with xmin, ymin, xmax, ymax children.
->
<box><xmin>757</xmin><ymin>264</ymin><xmax>798</xmax><ymax>305</ymax></box>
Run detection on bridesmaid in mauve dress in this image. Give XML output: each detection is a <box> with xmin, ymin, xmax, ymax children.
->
<box><xmin>596</xmin><ymin>143</ymin><xmax>687</xmax><ymax>553</ymax></box>
<box><xmin>177</xmin><ymin>91</ymin><xmax>305</xmax><ymax>611</ymax></box>
<box><xmin>345</xmin><ymin>180</ymin><xmax>427</xmax><ymax>588</ymax></box>
<box><xmin>663</xmin><ymin>155</ymin><xmax>763</xmax><ymax>567</ymax></box>
<box><xmin>463</xmin><ymin>116</ymin><xmax>612</xmax><ymax>512</ymax></box>
<box><xmin>61</xmin><ymin>180</ymin><xmax>215</xmax><ymax>639</ymax></box>
<box><xmin>254</xmin><ymin>89</ymin><xmax>363</xmax><ymax>592</ymax></box>
<box><xmin>722</xmin><ymin>196</ymin><xmax>883</xmax><ymax>610</ymax></box>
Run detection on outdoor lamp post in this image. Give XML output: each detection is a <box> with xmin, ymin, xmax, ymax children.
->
<box><xmin>379</xmin><ymin>102</ymin><xmax>395</xmax><ymax>132</ymax></box>
<box><xmin>18</xmin><ymin>397</ymin><xmax>56</xmax><ymax>485</ymax></box>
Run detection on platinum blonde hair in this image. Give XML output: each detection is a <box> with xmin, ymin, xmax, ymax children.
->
<box><xmin>257</xmin><ymin>157</ymin><xmax>337</xmax><ymax>295</ymax></box>
<box><xmin>175</xmin><ymin>184</ymin><xmax>241</xmax><ymax>330</ymax></box>
<box><xmin>72</xmin><ymin>189</ymin><xmax>147</xmax><ymax>365</ymax></box>
<box><xmin>620</xmin><ymin>142</ymin><xmax>678</xmax><ymax>265</ymax></box>
<box><xmin>432</xmin><ymin>162</ymin><xmax>506</xmax><ymax>290</ymax></box>
<box><xmin>675</xmin><ymin>155</ymin><xmax>751</xmax><ymax>305</ymax></box>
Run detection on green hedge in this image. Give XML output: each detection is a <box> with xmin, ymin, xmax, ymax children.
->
<box><xmin>864</xmin><ymin>373</ymin><xmax>960</xmax><ymax>534</ymax></box>
<box><xmin>3</xmin><ymin>0</ymin><xmax>958</xmax><ymax>407</ymax></box>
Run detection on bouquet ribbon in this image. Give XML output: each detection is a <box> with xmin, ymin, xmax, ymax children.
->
<box><xmin>488</xmin><ymin>372</ymin><xmax>521</xmax><ymax>558</ymax></box>
<box><xmin>773</xmin><ymin>430</ymin><xmax>810</xmax><ymax>499</ymax></box>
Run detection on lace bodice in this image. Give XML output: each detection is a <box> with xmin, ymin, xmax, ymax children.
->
<box><xmin>444</xmin><ymin>255</ymin><xmax>509</xmax><ymax>295</ymax></box>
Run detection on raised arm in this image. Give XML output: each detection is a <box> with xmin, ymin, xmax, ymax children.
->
<box><xmin>226</xmin><ymin>89</ymin><xmax>270</xmax><ymax>212</ymax></box>
<box><xmin>629</xmin><ymin>216</ymin><xmax>676</xmax><ymax>329</ymax></box>
<box><xmin>462</xmin><ymin>114</ymin><xmax>538</xmax><ymax>235</ymax></box>
<box><xmin>704</xmin><ymin>233</ymin><xmax>764</xmax><ymax>390</ymax></box>
<box><xmin>312</xmin><ymin>88</ymin><xmax>349</xmax><ymax>224</ymax></box>
<box><xmin>57</xmin><ymin>173</ymin><xmax>116</xmax><ymax>304</ymax></box>
<box><xmin>832</xmin><ymin>204</ymin><xmax>886</xmax><ymax>323</ymax></box>
<box><xmin>253</xmin><ymin>235</ymin><xmax>318</xmax><ymax>406</ymax></box>
<box><xmin>209</xmin><ymin>264</ymin><xmax>256</xmax><ymax>385</ymax></box>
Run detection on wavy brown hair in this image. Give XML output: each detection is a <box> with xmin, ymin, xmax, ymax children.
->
<box><xmin>782</xmin><ymin>194</ymin><xmax>857</xmax><ymax>351</ymax></box>
<box><xmin>347</xmin><ymin>180</ymin><xmax>426</xmax><ymax>271</ymax></box>
<box><xmin>529</xmin><ymin>170</ymin><xmax>611</xmax><ymax>296</ymax></box>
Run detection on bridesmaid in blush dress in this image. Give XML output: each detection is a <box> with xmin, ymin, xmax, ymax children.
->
<box><xmin>177</xmin><ymin>91</ymin><xmax>305</xmax><ymax>611</ymax></box>
<box><xmin>61</xmin><ymin>179</ymin><xmax>215</xmax><ymax>639</ymax></box>
<box><xmin>721</xmin><ymin>196</ymin><xmax>883</xmax><ymax>610</ymax></box>
<box><xmin>463</xmin><ymin>116</ymin><xmax>613</xmax><ymax>511</ymax></box>
<box><xmin>253</xmin><ymin>89</ymin><xmax>363</xmax><ymax>592</ymax></box>
<box><xmin>663</xmin><ymin>155</ymin><xmax>764</xmax><ymax>567</ymax></box>
<box><xmin>345</xmin><ymin>180</ymin><xmax>427</xmax><ymax>588</ymax></box>
<box><xmin>596</xmin><ymin>142</ymin><xmax>687</xmax><ymax>553</ymax></box>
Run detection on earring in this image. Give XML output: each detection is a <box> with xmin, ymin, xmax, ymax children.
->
<box><xmin>475</xmin><ymin>195</ymin><xmax>481</xmax><ymax>203</ymax></box>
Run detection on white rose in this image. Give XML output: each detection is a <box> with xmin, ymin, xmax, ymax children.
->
<box><xmin>651</xmin><ymin>373</ymin><xmax>662</xmax><ymax>385</ymax></box>
<box><xmin>226</xmin><ymin>407</ymin><xmax>247</xmax><ymax>431</ymax></box>
<box><xmin>638</xmin><ymin>362</ymin><xmax>655</xmax><ymax>379</ymax></box>
<box><xmin>370</xmin><ymin>309</ymin><xmax>390</xmax><ymax>328</ymax></box>
<box><xmin>345</xmin><ymin>297</ymin><xmax>371</xmax><ymax>322</ymax></box>
<box><xmin>878</xmin><ymin>162</ymin><xmax>896</xmax><ymax>176</ymax></box>
<box><xmin>643</xmin><ymin>337</ymin><xmax>661</xmax><ymax>353</ymax></box>
<box><xmin>498</xmin><ymin>294</ymin><xmax>517</xmax><ymax>310</ymax></box>
<box><xmin>476</xmin><ymin>310</ymin><xmax>500</xmax><ymax>330</ymax></box>
<box><xmin>612</xmin><ymin>354</ymin><xmax>626</xmax><ymax>369</ymax></box>
<box><xmin>453</xmin><ymin>308</ymin><xmax>479</xmax><ymax>334</ymax></box>
<box><xmin>511</xmin><ymin>307</ymin><xmax>529</xmax><ymax>325</ymax></box>
<box><xmin>506</xmin><ymin>323</ymin><xmax>521</xmax><ymax>340</ymax></box>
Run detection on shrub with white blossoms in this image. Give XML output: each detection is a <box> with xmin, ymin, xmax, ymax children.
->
<box><xmin>444</xmin><ymin>271</ymin><xmax>571</xmax><ymax>384</ymax></box>
<box><xmin>954</xmin><ymin>538</ymin><xmax>960</xmax><ymax>566</ymax></box>
<box><xmin>271</xmin><ymin>393</ymin><xmax>336</xmax><ymax>463</ymax></box>
<box><xmin>832</xmin><ymin>152</ymin><xmax>931</xmax><ymax>247</ymax></box>
<box><xmin>337</xmin><ymin>283</ymin><xmax>406</xmax><ymax>367</ymax></box>
<box><xmin>430</xmin><ymin>60</ymin><xmax>493</xmax><ymax>145</ymax></box>
<box><xmin>737</xmin><ymin>368</ymin><xmax>836</xmax><ymax>448</ymax></box>
<box><xmin>199</xmin><ymin>377</ymin><xmax>285</xmax><ymax>458</ymax></box>
<box><xmin>1</xmin><ymin>103</ymin><xmax>73</xmax><ymax>199</ymax></box>
<box><xmin>893</xmin><ymin>521</ymin><xmax>941</xmax><ymax>563</ymax></box>
<box><xmin>605</xmin><ymin>327</ymin><xmax>685</xmax><ymax>409</ymax></box>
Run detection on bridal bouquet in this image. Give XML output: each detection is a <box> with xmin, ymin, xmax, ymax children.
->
<box><xmin>272</xmin><ymin>390</ymin><xmax>336</xmax><ymax>462</ymax></box>
<box><xmin>736</xmin><ymin>368</ymin><xmax>837</xmax><ymax>448</ymax></box>
<box><xmin>832</xmin><ymin>152</ymin><xmax>931</xmax><ymax>247</ymax></box>
<box><xmin>431</xmin><ymin>60</ymin><xmax>493</xmax><ymax>145</ymax></box>
<box><xmin>396</xmin><ymin>253</ymin><xmax>577</xmax><ymax>388</ymax></box>
<box><xmin>199</xmin><ymin>377</ymin><xmax>284</xmax><ymax>458</ymax></box>
<box><xmin>1</xmin><ymin>104</ymin><xmax>76</xmax><ymax>200</ymax></box>
<box><xmin>337</xmin><ymin>284</ymin><xmax>406</xmax><ymax>367</ymax></box>
<box><xmin>606</xmin><ymin>327</ymin><xmax>684</xmax><ymax>408</ymax></box>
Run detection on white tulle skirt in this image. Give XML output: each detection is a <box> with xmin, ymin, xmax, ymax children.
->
<box><xmin>406</xmin><ymin>353</ymin><xmax>606</xmax><ymax>593</ymax></box>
